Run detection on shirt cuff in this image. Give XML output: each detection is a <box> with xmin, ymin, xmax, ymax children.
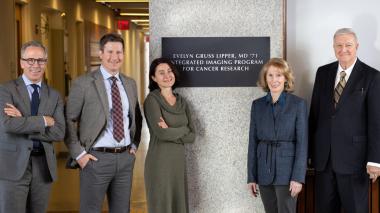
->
<box><xmin>130</xmin><ymin>143</ymin><xmax>137</xmax><ymax>150</ymax></box>
<box><xmin>76</xmin><ymin>151</ymin><xmax>87</xmax><ymax>161</ymax></box>
<box><xmin>42</xmin><ymin>116</ymin><xmax>47</xmax><ymax>127</ymax></box>
<box><xmin>367</xmin><ymin>162</ymin><xmax>380</xmax><ymax>168</ymax></box>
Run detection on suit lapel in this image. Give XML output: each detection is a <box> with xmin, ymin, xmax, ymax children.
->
<box><xmin>38</xmin><ymin>82</ymin><xmax>49</xmax><ymax>115</ymax></box>
<box><xmin>15</xmin><ymin>77</ymin><xmax>31</xmax><ymax>116</ymax></box>
<box><xmin>326</xmin><ymin>62</ymin><xmax>338</xmax><ymax>113</ymax></box>
<box><xmin>93</xmin><ymin>70</ymin><xmax>110</xmax><ymax>120</ymax></box>
<box><xmin>119</xmin><ymin>74</ymin><xmax>133</xmax><ymax>114</ymax></box>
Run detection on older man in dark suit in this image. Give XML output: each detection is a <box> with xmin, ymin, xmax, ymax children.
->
<box><xmin>65</xmin><ymin>33</ymin><xmax>142</xmax><ymax>213</ymax></box>
<box><xmin>0</xmin><ymin>41</ymin><xmax>65</xmax><ymax>213</ymax></box>
<box><xmin>309</xmin><ymin>28</ymin><xmax>380</xmax><ymax>213</ymax></box>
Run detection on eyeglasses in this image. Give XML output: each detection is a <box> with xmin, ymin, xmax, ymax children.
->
<box><xmin>21</xmin><ymin>58</ymin><xmax>48</xmax><ymax>65</ymax></box>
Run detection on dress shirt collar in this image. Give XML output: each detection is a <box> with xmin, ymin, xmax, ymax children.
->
<box><xmin>265</xmin><ymin>91</ymin><xmax>286</xmax><ymax>106</ymax></box>
<box><xmin>21</xmin><ymin>74</ymin><xmax>42</xmax><ymax>88</ymax></box>
<box><xmin>100</xmin><ymin>65</ymin><xmax>121</xmax><ymax>81</ymax></box>
<box><xmin>337</xmin><ymin>57</ymin><xmax>357</xmax><ymax>79</ymax></box>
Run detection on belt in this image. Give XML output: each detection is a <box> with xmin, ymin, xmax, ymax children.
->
<box><xmin>259</xmin><ymin>140</ymin><xmax>294</xmax><ymax>173</ymax></box>
<box><xmin>259</xmin><ymin>140</ymin><xmax>295</xmax><ymax>144</ymax></box>
<box><xmin>259</xmin><ymin>141</ymin><xmax>281</xmax><ymax>173</ymax></box>
<box><xmin>31</xmin><ymin>149</ymin><xmax>45</xmax><ymax>156</ymax></box>
<box><xmin>91</xmin><ymin>146</ymin><xmax>129</xmax><ymax>153</ymax></box>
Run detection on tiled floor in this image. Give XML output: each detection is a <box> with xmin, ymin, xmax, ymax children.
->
<box><xmin>47</xmin><ymin>125</ymin><xmax>149</xmax><ymax>213</ymax></box>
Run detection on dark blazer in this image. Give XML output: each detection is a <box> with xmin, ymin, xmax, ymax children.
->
<box><xmin>309</xmin><ymin>59</ymin><xmax>380</xmax><ymax>174</ymax></box>
<box><xmin>0</xmin><ymin>77</ymin><xmax>65</xmax><ymax>181</ymax></box>
<box><xmin>65</xmin><ymin>69</ymin><xmax>143</xmax><ymax>165</ymax></box>
<box><xmin>247</xmin><ymin>92</ymin><xmax>308</xmax><ymax>185</ymax></box>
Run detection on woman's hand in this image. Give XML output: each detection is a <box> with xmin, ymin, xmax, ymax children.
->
<box><xmin>158</xmin><ymin>117</ymin><xmax>168</xmax><ymax>128</ymax></box>
<box><xmin>289</xmin><ymin>181</ymin><xmax>302</xmax><ymax>197</ymax></box>
<box><xmin>248</xmin><ymin>182</ymin><xmax>259</xmax><ymax>197</ymax></box>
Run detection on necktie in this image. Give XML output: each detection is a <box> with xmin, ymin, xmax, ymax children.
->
<box><xmin>334</xmin><ymin>70</ymin><xmax>347</xmax><ymax>108</ymax></box>
<box><xmin>30</xmin><ymin>84</ymin><xmax>42</xmax><ymax>150</ymax></box>
<box><xmin>110</xmin><ymin>77</ymin><xmax>124</xmax><ymax>142</ymax></box>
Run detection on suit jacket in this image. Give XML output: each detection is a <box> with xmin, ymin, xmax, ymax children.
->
<box><xmin>0</xmin><ymin>77</ymin><xmax>65</xmax><ymax>181</ymax></box>
<box><xmin>247</xmin><ymin>92</ymin><xmax>308</xmax><ymax>185</ymax></box>
<box><xmin>65</xmin><ymin>69</ymin><xmax>143</xmax><ymax>165</ymax></box>
<box><xmin>309</xmin><ymin>59</ymin><xmax>380</xmax><ymax>174</ymax></box>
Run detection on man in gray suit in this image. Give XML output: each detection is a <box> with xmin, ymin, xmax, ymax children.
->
<box><xmin>0</xmin><ymin>41</ymin><xmax>65</xmax><ymax>213</ymax></box>
<box><xmin>65</xmin><ymin>33</ymin><xmax>143</xmax><ymax>213</ymax></box>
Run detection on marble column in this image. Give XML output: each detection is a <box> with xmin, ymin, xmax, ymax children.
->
<box><xmin>150</xmin><ymin>1</ymin><xmax>285</xmax><ymax>212</ymax></box>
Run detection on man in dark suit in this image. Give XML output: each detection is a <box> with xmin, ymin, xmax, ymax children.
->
<box><xmin>310</xmin><ymin>28</ymin><xmax>380</xmax><ymax>213</ymax></box>
<box><xmin>65</xmin><ymin>33</ymin><xmax>142</xmax><ymax>213</ymax></box>
<box><xmin>0</xmin><ymin>41</ymin><xmax>65</xmax><ymax>213</ymax></box>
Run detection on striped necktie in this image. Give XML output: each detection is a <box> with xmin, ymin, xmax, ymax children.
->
<box><xmin>334</xmin><ymin>70</ymin><xmax>347</xmax><ymax>108</ymax></box>
<box><xmin>110</xmin><ymin>76</ymin><xmax>124</xmax><ymax>142</ymax></box>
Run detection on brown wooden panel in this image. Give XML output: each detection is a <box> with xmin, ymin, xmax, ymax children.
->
<box><xmin>371</xmin><ymin>180</ymin><xmax>379</xmax><ymax>213</ymax></box>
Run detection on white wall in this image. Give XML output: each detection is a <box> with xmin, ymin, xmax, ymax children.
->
<box><xmin>287</xmin><ymin>0</ymin><xmax>380</xmax><ymax>102</ymax></box>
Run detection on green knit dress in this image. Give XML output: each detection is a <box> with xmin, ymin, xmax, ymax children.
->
<box><xmin>144</xmin><ymin>89</ymin><xmax>195</xmax><ymax>213</ymax></box>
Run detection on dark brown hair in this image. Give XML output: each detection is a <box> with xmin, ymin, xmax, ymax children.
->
<box><xmin>148</xmin><ymin>58</ymin><xmax>180</xmax><ymax>91</ymax></box>
<box><xmin>99</xmin><ymin>33</ymin><xmax>124</xmax><ymax>51</ymax></box>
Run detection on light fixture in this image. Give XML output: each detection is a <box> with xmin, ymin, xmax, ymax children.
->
<box><xmin>120</xmin><ymin>13</ymin><xmax>149</xmax><ymax>16</ymax></box>
<box><xmin>131</xmin><ymin>19</ymin><xmax>149</xmax><ymax>23</ymax></box>
<box><xmin>96</xmin><ymin>0</ymin><xmax>148</xmax><ymax>2</ymax></box>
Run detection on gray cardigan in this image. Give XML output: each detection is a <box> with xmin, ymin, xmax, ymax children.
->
<box><xmin>247</xmin><ymin>92</ymin><xmax>308</xmax><ymax>185</ymax></box>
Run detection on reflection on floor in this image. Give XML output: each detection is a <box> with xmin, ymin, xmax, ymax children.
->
<box><xmin>47</xmin><ymin>125</ymin><xmax>149</xmax><ymax>213</ymax></box>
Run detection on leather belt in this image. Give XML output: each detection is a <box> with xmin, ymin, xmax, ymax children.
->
<box><xmin>31</xmin><ymin>149</ymin><xmax>45</xmax><ymax>156</ymax></box>
<box><xmin>91</xmin><ymin>146</ymin><xmax>129</xmax><ymax>153</ymax></box>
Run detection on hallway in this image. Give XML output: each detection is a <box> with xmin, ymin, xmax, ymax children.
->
<box><xmin>47</xmin><ymin>124</ymin><xmax>149</xmax><ymax>213</ymax></box>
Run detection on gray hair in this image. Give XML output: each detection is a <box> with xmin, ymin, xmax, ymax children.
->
<box><xmin>333</xmin><ymin>28</ymin><xmax>358</xmax><ymax>42</ymax></box>
<box><xmin>20</xmin><ymin>40</ymin><xmax>48</xmax><ymax>58</ymax></box>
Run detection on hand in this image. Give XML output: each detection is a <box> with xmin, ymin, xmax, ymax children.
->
<box><xmin>77</xmin><ymin>154</ymin><xmax>98</xmax><ymax>169</ymax></box>
<box><xmin>367</xmin><ymin>165</ymin><xmax>380</xmax><ymax>182</ymax></box>
<box><xmin>43</xmin><ymin>116</ymin><xmax>55</xmax><ymax>127</ymax></box>
<box><xmin>129</xmin><ymin>148</ymin><xmax>136</xmax><ymax>155</ymax></box>
<box><xmin>248</xmin><ymin>182</ymin><xmax>259</xmax><ymax>197</ymax></box>
<box><xmin>289</xmin><ymin>181</ymin><xmax>303</xmax><ymax>197</ymax></box>
<box><xmin>158</xmin><ymin>117</ymin><xmax>168</xmax><ymax>128</ymax></box>
<box><xmin>4</xmin><ymin>103</ymin><xmax>22</xmax><ymax>117</ymax></box>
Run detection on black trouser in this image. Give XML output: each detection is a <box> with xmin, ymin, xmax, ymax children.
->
<box><xmin>315</xmin><ymin>158</ymin><xmax>369</xmax><ymax>213</ymax></box>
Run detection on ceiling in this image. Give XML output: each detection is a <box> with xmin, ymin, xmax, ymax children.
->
<box><xmin>95</xmin><ymin>0</ymin><xmax>149</xmax><ymax>30</ymax></box>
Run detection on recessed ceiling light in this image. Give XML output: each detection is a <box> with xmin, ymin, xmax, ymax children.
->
<box><xmin>96</xmin><ymin>0</ymin><xmax>149</xmax><ymax>2</ymax></box>
<box><xmin>120</xmin><ymin>13</ymin><xmax>149</xmax><ymax>16</ymax></box>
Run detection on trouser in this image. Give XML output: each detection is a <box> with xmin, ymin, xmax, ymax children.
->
<box><xmin>80</xmin><ymin>150</ymin><xmax>136</xmax><ymax>213</ymax></box>
<box><xmin>315</xmin><ymin>159</ymin><xmax>369</xmax><ymax>213</ymax></box>
<box><xmin>0</xmin><ymin>155</ymin><xmax>52</xmax><ymax>213</ymax></box>
<box><xmin>259</xmin><ymin>185</ymin><xmax>297</xmax><ymax>213</ymax></box>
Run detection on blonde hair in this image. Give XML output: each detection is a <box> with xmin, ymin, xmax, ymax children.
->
<box><xmin>257</xmin><ymin>58</ymin><xmax>295</xmax><ymax>93</ymax></box>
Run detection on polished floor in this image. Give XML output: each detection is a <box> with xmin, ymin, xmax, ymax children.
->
<box><xmin>47</xmin><ymin>125</ymin><xmax>149</xmax><ymax>213</ymax></box>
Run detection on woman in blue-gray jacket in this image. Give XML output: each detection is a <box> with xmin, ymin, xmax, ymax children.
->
<box><xmin>247</xmin><ymin>58</ymin><xmax>308</xmax><ymax>213</ymax></box>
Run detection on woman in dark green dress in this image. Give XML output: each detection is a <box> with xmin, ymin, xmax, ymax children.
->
<box><xmin>144</xmin><ymin>58</ymin><xmax>195</xmax><ymax>213</ymax></box>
